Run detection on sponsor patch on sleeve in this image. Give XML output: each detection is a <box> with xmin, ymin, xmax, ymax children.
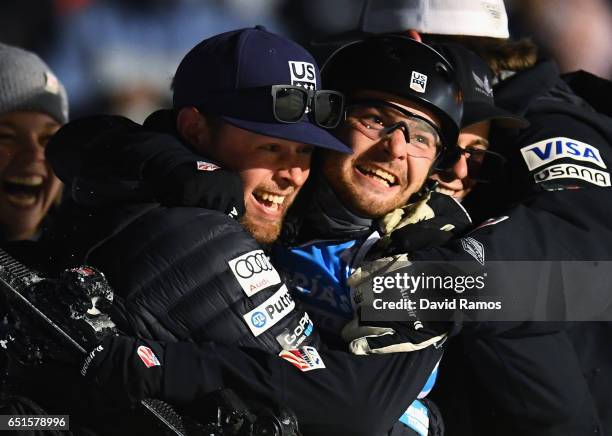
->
<box><xmin>520</xmin><ymin>137</ymin><xmax>607</xmax><ymax>171</ymax></box>
<box><xmin>137</xmin><ymin>345</ymin><xmax>161</xmax><ymax>368</ymax></box>
<box><xmin>275</xmin><ymin>312</ymin><xmax>315</xmax><ymax>350</ymax></box>
<box><xmin>228</xmin><ymin>249</ymin><xmax>282</xmax><ymax>297</ymax></box>
<box><xmin>279</xmin><ymin>346</ymin><xmax>326</xmax><ymax>372</ymax></box>
<box><xmin>533</xmin><ymin>163</ymin><xmax>611</xmax><ymax>188</ymax></box>
<box><xmin>242</xmin><ymin>285</ymin><xmax>295</xmax><ymax>337</ymax></box>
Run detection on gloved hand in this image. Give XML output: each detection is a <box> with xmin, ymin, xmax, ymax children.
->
<box><xmin>344</xmin><ymin>250</ymin><xmax>460</xmax><ymax>356</ymax></box>
<box><xmin>341</xmin><ymin>317</ymin><xmax>451</xmax><ymax>355</ymax></box>
<box><xmin>387</xmin><ymin>220</ymin><xmax>458</xmax><ymax>253</ymax></box>
<box><xmin>146</xmin><ymin>161</ymin><xmax>245</xmax><ymax>220</ymax></box>
<box><xmin>80</xmin><ymin>335</ymin><xmax>164</xmax><ymax>410</ymax></box>
<box><xmin>375</xmin><ymin>192</ymin><xmax>472</xmax><ymax>256</ymax></box>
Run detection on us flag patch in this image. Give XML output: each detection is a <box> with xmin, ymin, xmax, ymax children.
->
<box><xmin>279</xmin><ymin>346</ymin><xmax>325</xmax><ymax>372</ymax></box>
<box><xmin>137</xmin><ymin>345</ymin><xmax>161</xmax><ymax>368</ymax></box>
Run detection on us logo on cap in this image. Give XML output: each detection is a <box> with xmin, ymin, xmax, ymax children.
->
<box><xmin>289</xmin><ymin>61</ymin><xmax>316</xmax><ymax>90</ymax></box>
<box><xmin>410</xmin><ymin>71</ymin><xmax>428</xmax><ymax>93</ymax></box>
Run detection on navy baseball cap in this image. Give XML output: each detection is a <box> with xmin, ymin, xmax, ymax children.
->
<box><xmin>172</xmin><ymin>26</ymin><xmax>351</xmax><ymax>154</ymax></box>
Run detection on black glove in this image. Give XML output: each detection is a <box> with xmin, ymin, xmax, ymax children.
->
<box><xmin>146</xmin><ymin>161</ymin><xmax>245</xmax><ymax>219</ymax></box>
<box><xmin>80</xmin><ymin>335</ymin><xmax>164</xmax><ymax>410</ymax></box>
<box><xmin>385</xmin><ymin>192</ymin><xmax>472</xmax><ymax>255</ymax></box>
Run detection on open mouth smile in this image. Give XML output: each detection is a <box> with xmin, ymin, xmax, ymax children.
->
<box><xmin>434</xmin><ymin>184</ymin><xmax>461</xmax><ymax>197</ymax></box>
<box><xmin>2</xmin><ymin>175</ymin><xmax>44</xmax><ymax>207</ymax></box>
<box><xmin>355</xmin><ymin>164</ymin><xmax>399</xmax><ymax>188</ymax></box>
<box><xmin>252</xmin><ymin>190</ymin><xmax>287</xmax><ymax>215</ymax></box>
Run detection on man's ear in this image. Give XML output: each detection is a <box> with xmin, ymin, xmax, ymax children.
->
<box><xmin>176</xmin><ymin>107</ymin><xmax>213</xmax><ymax>153</ymax></box>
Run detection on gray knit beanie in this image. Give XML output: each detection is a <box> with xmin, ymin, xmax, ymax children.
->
<box><xmin>0</xmin><ymin>43</ymin><xmax>68</xmax><ymax>124</ymax></box>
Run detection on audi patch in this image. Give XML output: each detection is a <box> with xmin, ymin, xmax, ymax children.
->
<box><xmin>228</xmin><ymin>249</ymin><xmax>282</xmax><ymax>297</ymax></box>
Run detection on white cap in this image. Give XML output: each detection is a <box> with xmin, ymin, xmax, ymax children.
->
<box><xmin>360</xmin><ymin>0</ymin><xmax>510</xmax><ymax>39</ymax></box>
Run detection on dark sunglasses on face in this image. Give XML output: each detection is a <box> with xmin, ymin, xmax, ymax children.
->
<box><xmin>435</xmin><ymin>145</ymin><xmax>507</xmax><ymax>182</ymax></box>
<box><xmin>344</xmin><ymin>99</ymin><xmax>444</xmax><ymax>160</ymax></box>
<box><xmin>198</xmin><ymin>85</ymin><xmax>345</xmax><ymax>129</ymax></box>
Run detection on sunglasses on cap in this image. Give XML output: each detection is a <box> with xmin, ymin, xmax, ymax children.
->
<box><xmin>198</xmin><ymin>85</ymin><xmax>345</xmax><ymax>129</ymax></box>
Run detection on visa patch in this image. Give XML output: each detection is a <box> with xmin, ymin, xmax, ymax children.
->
<box><xmin>534</xmin><ymin>163</ymin><xmax>611</xmax><ymax>188</ymax></box>
<box><xmin>242</xmin><ymin>285</ymin><xmax>295</xmax><ymax>337</ymax></box>
<box><xmin>461</xmin><ymin>237</ymin><xmax>485</xmax><ymax>265</ymax></box>
<box><xmin>279</xmin><ymin>346</ymin><xmax>326</xmax><ymax>372</ymax></box>
<box><xmin>520</xmin><ymin>137</ymin><xmax>606</xmax><ymax>171</ymax></box>
<box><xmin>228</xmin><ymin>249</ymin><xmax>281</xmax><ymax>297</ymax></box>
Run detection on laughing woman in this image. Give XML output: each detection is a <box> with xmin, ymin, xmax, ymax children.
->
<box><xmin>0</xmin><ymin>43</ymin><xmax>68</xmax><ymax>241</ymax></box>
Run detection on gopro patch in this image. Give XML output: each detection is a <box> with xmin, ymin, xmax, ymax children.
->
<box><xmin>534</xmin><ymin>163</ymin><xmax>611</xmax><ymax>188</ymax></box>
<box><xmin>410</xmin><ymin>71</ymin><xmax>428</xmax><ymax>93</ymax></box>
<box><xmin>276</xmin><ymin>312</ymin><xmax>314</xmax><ymax>350</ymax></box>
<box><xmin>289</xmin><ymin>61</ymin><xmax>316</xmax><ymax>89</ymax></box>
<box><xmin>521</xmin><ymin>137</ymin><xmax>606</xmax><ymax>171</ymax></box>
<box><xmin>228</xmin><ymin>249</ymin><xmax>281</xmax><ymax>297</ymax></box>
<box><xmin>243</xmin><ymin>285</ymin><xmax>295</xmax><ymax>336</ymax></box>
<box><xmin>461</xmin><ymin>237</ymin><xmax>485</xmax><ymax>265</ymax></box>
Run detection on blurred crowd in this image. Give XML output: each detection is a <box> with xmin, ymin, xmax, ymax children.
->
<box><xmin>1</xmin><ymin>0</ymin><xmax>611</xmax><ymax>123</ymax></box>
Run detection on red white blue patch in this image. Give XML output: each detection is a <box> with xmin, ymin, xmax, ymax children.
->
<box><xmin>137</xmin><ymin>345</ymin><xmax>161</xmax><ymax>368</ymax></box>
<box><xmin>279</xmin><ymin>346</ymin><xmax>326</xmax><ymax>372</ymax></box>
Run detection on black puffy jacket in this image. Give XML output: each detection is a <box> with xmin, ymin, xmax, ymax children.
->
<box><xmin>43</xmin><ymin>115</ymin><xmax>316</xmax><ymax>353</ymax></box>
